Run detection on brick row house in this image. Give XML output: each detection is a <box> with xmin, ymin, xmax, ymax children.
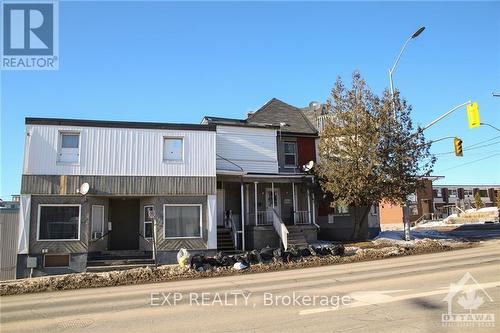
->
<box><xmin>17</xmin><ymin>98</ymin><xmax>381</xmax><ymax>277</ymax></box>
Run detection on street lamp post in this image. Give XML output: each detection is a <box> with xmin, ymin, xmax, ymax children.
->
<box><xmin>389</xmin><ymin>26</ymin><xmax>425</xmax><ymax>116</ymax></box>
<box><xmin>388</xmin><ymin>26</ymin><xmax>425</xmax><ymax>240</ymax></box>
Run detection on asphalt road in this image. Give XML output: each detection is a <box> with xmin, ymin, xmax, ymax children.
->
<box><xmin>1</xmin><ymin>241</ymin><xmax>499</xmax><ymax>333</ymax></box>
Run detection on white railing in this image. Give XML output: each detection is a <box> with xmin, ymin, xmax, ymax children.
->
<box><xmin>252</xmin><ymin>211</ymin><xmax>273</xmax><ymax>225</ymax></box>
<box><xmin>272</xmin><ymin>209</ymin><xmax>288</xmax><ymax>250</ymax></box>
<box><xmin>294</xmin><ymin>211</ymin><xmax>310</xmax><ymax>224</ymax></box>
<box><xmin>316</xmin><ymin>114</ymin><xmax>333</xmax><ymax>132</ymax></box>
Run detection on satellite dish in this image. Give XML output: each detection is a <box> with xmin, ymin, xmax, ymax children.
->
<box><xmin>309</xmin><ymin>101</ymin><xmax>321</xmax><ymax>112</ymax></box>
<box><xmin>79</xmin><ymin>183</ymin><xmax>90</xmax><ymax>195</ymax></box>
<box><xmin>302</xmin><ymin>160</ymin><xmax>315</xmax><ymax>172</ymax></box>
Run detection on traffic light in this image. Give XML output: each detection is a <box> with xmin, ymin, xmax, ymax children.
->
<box><xmin>454</xmin><ymin>137</ymin><xmax>463</xmax><ymax>156</ymax></box>
<box><xmin>466</xmin><ymin>102</ymin><xmax>480</xmax><ymax>129</ymax></box>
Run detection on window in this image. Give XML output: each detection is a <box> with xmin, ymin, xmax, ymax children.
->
<box><xmin>38</xmin><ymin>205</ymin><xmax>80</xmax><ymax>240</ymax></box>
<box><xmin>144</xmin><ymin>205</ymin><xmax>154</xmax><ymax>239</ymax></box>
<box><xmin>370</xmin><ymin>204</ymin><xmax>378</xmax><ymax>215</ymax></box>
<box><xmin>333</xmin><ymin>204</ymin><xmax>349</xmax><ymax>215</ymax></box>
<box><xmin>464</xmin><ymin>189</ymin><xmax>473</xmax><ymax>196</ymax></box>
<box><xmin>284</xmin><ymin>141</ymin><xmax>297</xmax><ymax>167</ymax></box>
<box><xmin>91</xmin><ymin>205</ymin><xmax>104</xmax><ymax>240</ymax></box>
<box><xmin>433</xmin><ymin>189</ymin><xmax>442</xmax><ymax>198</ymax></box>
<box><xmin>479</xmin><ymin>190</ymin><xmax>488</xmax><ymax>197</ymax></box>
<box><xmin>44</xmin><ymin>254</ymin><xmax>70</xmax><ymax>268</ymax></box>
<box><xmin>58</xmin><ymin>132</ymin><xmax>80</xmax><ymax>163</ymax></box>
<box><xmin>163</xmin><ymin>138</ymin><xmax>183</xmax><ymax>161</ymax></box>
<box><xmin>164</xmin><ymin>204</ymin><xmax>202</xmax><ymax>238</ymax></box>
<box><xmin>449</xmin><ymin>189</ymin><xmax>458</xmax><ymax>197</ymax></box>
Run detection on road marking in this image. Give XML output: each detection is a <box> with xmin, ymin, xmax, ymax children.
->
<box><xmin>299</xmin><ymin>281</ymin><xmax>500</xmax><ymax>315</ymax></box>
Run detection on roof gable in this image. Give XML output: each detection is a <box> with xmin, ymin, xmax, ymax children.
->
<box><xmin>247</xmin><ymin>98</ymin><xmax>318</xmax><ymax>135</ymax></box>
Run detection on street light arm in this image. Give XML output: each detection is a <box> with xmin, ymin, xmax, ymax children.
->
<box><xmin>389</xmin><ymin>36</ymin><xmax>412</xmax><ymax>96</ymax></box>
<box><xmin>421</xmin><ymin>101</ymin><xmax>472</xmax><ymax>132</ymax></box>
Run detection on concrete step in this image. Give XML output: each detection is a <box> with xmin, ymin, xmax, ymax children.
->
<box><xmin>86</xmin><ymin>263</ymin><xmax>155</xmax><ymax>273</ymax></box>
<box><xmin>87</xmin><ymin>258</ymin><xmax>155</xmax><ymax>267</ymax></box>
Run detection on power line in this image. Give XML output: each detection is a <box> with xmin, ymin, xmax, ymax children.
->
<box><xmin>466</xmin><ymin>135</ymin><xmax>500</xmax><ymax>148</ymax></box>
<box><xmin>435</xmin><ymin>153</ymin><xmax>500</xmax><ymax>173</ymax></box>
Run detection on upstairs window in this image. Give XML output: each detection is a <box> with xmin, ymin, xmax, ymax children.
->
<box><xmin>284</xmin><ymin>141</ymin><xmax>297</xmax><ymax>167</ymax></box>
<box><xmin>58</xmin><ymin>132</ymin><xmax>80</xmax><ymax>164</ymax></box>
<box><xmin>163</xmin><ymin>138</ymin><xmax>183</xmax><ymax>161</ymax></box>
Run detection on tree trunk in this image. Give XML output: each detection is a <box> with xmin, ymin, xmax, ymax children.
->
<box><xmin>351</xmin><ymin>206</ymin><xmax>371</xmax><ymax>241</ymax></box>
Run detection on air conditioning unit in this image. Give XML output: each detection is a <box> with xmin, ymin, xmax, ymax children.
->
<box><xmin>92</xmin><ymin>231</ymin><xmax>103</xmax><ymax>240</ymax></box>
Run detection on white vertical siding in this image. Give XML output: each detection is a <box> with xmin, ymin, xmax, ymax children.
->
<box><xmin>24</xmin><ymin>125</ymin><xmax>216</xmax><ymax>177</ymax></box>
<box><xmin>216</xmin><ymin>125</ymin><xmax>278</xmax><ymax>174</ymax></box>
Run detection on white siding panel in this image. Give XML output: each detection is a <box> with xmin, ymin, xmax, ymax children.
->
<box><xmin>216</xmin><ymin>125</ymin><xmax>278</xmax><ymax>174</ymax></box>
<box><xmin>25</xmin><ymin>125</ymin><xmax>216</xmax><ymax>177</ymax></box>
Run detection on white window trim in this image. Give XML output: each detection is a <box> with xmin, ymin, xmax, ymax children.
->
<box><xmin>91</xmin><ymin>205</ymin><xmax>105</xmax><ymax>240</ymax></box>
<box><xmin>332</xmin><ymin>205</ymin><xmax>350</xmax><ymax>216</ymax></box>
<box><xmin>284</xmin><ymin>141</ymin><xmax>297</xmax><ymax>167</ymax></box>
<box><xmin>57</xmin><ymin>131</ymin><xmax>81</xmax><ymax>165</ymax></box>
<box><xmin>37</xmin><ymin>204</ymin><xmax>81</xmax><ymax>241</ymax></box>
<box><xmin>143</xmin><ymin>205</ymin><xmax>154</xmax><ymax>239</ymax></box>
<box><xmin>163</xmin><ymin>136</ymin><xmax>185</xmax><ymax>163</ymax></box>
<box><xmin>43</xmin><ymin>254</ymin><xmax>71</xmax><ymax>268</ymax></box>
<box><xmin>163</xmin><ymin>204</ymin><xmax>203</xmax><ymax>239</ymax></box>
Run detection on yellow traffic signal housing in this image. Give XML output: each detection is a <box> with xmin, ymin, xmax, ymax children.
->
<box><xmin>454</xmin><ymin>137</ymin><xmax>463</xmax><ymax>156</ymax></box>
<box><xmin>466</xmin><ymin>102</ymin><xmax>480</xmax><ymax>128</ymax></box>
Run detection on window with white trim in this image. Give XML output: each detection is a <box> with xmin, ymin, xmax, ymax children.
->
<box><xmin>38</xmin><ymin>205</ymin><xmax>80</xmax><ymax>240</ymax></box>
<box><xmin>163</xmin><ymin>138</ymin><xmax>183</xmax><ymax>161</ymax></box>
<box><xmin>164</xmin><ymin>204</ymin><xmax>202</xmax><ymax>238</ymax></box>
<box><xmin>333</xmin><ymin>204</ymin><xmax>349</xmax><ymax>215</ymax></box>
<box><xmin>91</xmin><ymin>205</ymin><xmax>104</xmax><ymax>240</ymax></box>
<box><xmin>58</xmin><ymin>132</ymin><xmax>80</xmax><ymax>163</ymax></box>
<box><xmin>144</xmin><ymin>205</ymin><xmax>154</xmax><ymax>239</ymax></box>
<box><xmin>284</xmin><ymin>141</ymin><xmax>297</xmax><ymax>167</ymax></box>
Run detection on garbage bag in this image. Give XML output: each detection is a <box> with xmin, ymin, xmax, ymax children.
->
<box><xmin>327</xmin><ymin>244</ymin><xmax>345</xmax><ymax>256</ymax></box>
<box><xmin>247</xmin><ymin>250</ymin><xmax>261</xmax><ymax>264</ymax></box>
<box><xmin>233</xmin><ymin>262</ymin><xmax>248</xmax><ymax>270</ymax></box>
<box><xmin>299</xmin><ymin>247</ymin><xmax>312</xmax><ymax>257</ymax></box>
<box><xmin>190</xmin><ymin>254</ymin><xmax>205</xmax><ymax>270</ymax></box>
<box><xmin>177</xmin><ymin>248</ymin><xmax>191</xmax><ymax>267</ymax></box>
<box><xmin>259</xmin><ymin>247</ymin><xmax>275</xmax><ymax>262</ymax></box>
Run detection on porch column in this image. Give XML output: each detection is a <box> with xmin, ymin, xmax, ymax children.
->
<box><xmin>241</xmin><ymin>182</ymin><xmax>245</xmax><ymax>251</ymax></box>
<box><xmin>271</xmin><ymin>182</ymin><xmax>275</xmax><ymax>211</ymax></box>
<box><xmin>307</xmin><ymin>188</ymin><xmax>311</xmax><ymax>224</ymax></box>
<box><xmin>312</xmin><ymin>192</ymin><xmax>316</xmax><ymax>226</ymax></box>
<box><xmin>254</xmin><ymin>182</ymin><xmax>258</xmax><ymax>225</ymax></box>
<box><xmin>292</xmin><ymin>182</ymin><xmax>296</xmax><ymax>224</ymax></box>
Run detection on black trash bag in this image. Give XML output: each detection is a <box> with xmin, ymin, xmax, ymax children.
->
<box><xmin>273</xmin><ymin>248</ymin><xmax>282</xmax><ymax>259</ymax></box>
<box><xmin>312</xmin><ymin>246</ymin><xmax>329</xmax><ymax>256</ymax></box>
<box><xmin>327</xmin><ymin>244</ymin><xmax>345</xmax><ymax>256</ymax></box>
<box><xmin>288</xmin><ymin>245</ymin><xmax>302</xmax><ymax>259</ymax></box>
<box><xmin>190</xmin><ymin>254</ymin><xmax>205</xmax><ymax>270</ymax></box>
<box><xmin>247</xmin><ymin>250</ymin><xmax>261</xmax><ymax>264</ymax></box>
<box><xmin>281</xmin><ymin>251</ymin><xmax>293</xmax><ymax>263</ymax></box>
<box><xmin>236</xmin><ymin>256</ymin><xmax>250</xmax><ymax>267</ymax></box>
<box><xmin>221</xmin><ymin>255</ymin><xmax>237</xmax><ymax>267</ymax></box>
<box><xmin>307</xmin><ymin>245</ymin><xmax>317</xmax><ymax>256</ymax></box>
<box><xmin>299</xmin><ymin>247</ymin><xmax>312</xmax><ymax>257</ymax></box>
<box><xmin>203</xmin><ymin>257</ymin><xmax>221</xmax><ymax>267</ymax></box>
<box><xmin>259</xmin><ymin>247</ymin><xmax>275</xmax><ymax>262</ymax></box>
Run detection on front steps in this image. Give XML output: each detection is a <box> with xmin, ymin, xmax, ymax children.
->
<box><xmin>217</xmin><ymin>227</ymin><xmax>236</xmax><ymax>251</ymax></box>
<box><xmin>286</xmin><ymin>225</ymin><xmax>310</xmax><ymax>248</ymax></box>
<box><xmin>87</xmin><ymin>250</ymin><xmax>155</xmax><ymax>272</ymax></box>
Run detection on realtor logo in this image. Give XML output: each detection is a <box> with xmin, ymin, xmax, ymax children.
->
<box><xmin>1</xmin><ymin>0</ymin><xmax>58</xmax><ymax>70</ymax></box>
<box><xmin>442</xmin><ymin>272</ymin><xmax>495</xmax><ymax>328</ymax></box>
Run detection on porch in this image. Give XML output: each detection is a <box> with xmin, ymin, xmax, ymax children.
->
<box><xmin>216</xmin><ymin>174</ymin><xmax>318</xmax><ymax>251</ymax></box>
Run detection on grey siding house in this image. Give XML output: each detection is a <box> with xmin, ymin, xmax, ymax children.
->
<box><xmin>17</xmin><ymin>118</ymin><xmax>217</xmax><ymax>277</ymax></box>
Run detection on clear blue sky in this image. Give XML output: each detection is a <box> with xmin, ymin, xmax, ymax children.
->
<box><xmin>1</xmin><ymin>1</ymin><xmax>499</xmax><ymax>199</ymax></box>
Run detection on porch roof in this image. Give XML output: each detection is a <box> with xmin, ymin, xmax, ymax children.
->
<box><xmin>217</xmin><ymin>172</ymin><xmax>314</xmax><ymax>183</ymax></box>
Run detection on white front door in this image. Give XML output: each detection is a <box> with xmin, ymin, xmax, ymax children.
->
<box><xmin>217</xmin><ymin>189</ymin><xmax>225</xmax><ymax>227</ymax></box>
<box><xmin>265</xmin><ymin>188</ymin><xmax>281</xmax><ymax>220</ymax></box>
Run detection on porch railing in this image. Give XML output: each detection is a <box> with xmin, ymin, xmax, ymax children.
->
<box><xmin>272</xmin><ymin>209</ymin><xmax>289</xmax><ymax>250</ymax></box>
<box><xmin>294</xmin><ymin>211</ymin><xmax>310</xmax><ymax>225</ymax></box>
<box><xmin>256</xmin><ymin>211</ymin><xmax>273</xmax><ymax>225</ymax></box>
